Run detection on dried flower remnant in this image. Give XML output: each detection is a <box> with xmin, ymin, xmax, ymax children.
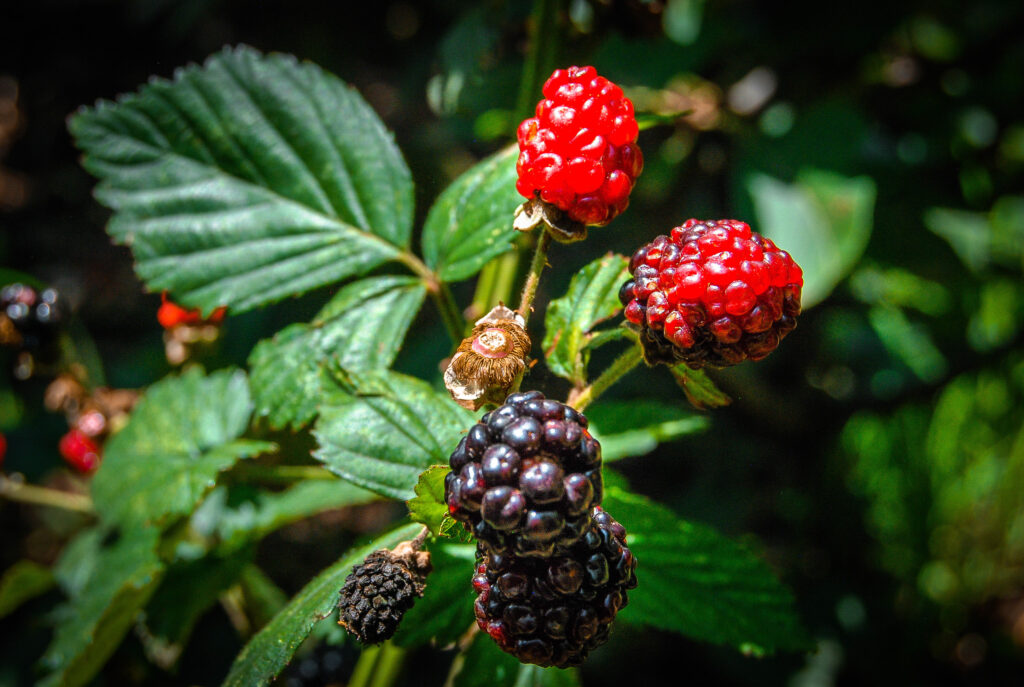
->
<box><xmin>445</xmin><ymin>305</ymin><xmax>531</xmax><ymax>410</ymax></box>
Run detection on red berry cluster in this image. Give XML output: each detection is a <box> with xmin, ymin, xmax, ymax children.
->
<box><xmin>516</xmin><ymin>66</ymin><xmax>643</xmax><ymax>227</ymax></box>
<box><xmin>621</xmin><ymin>219</ymin><xmax>803</xmax><ymax>368</ymax></box>
<box><xmin>157</xmin><ymin>291</ymin><xmax>226</xmax><ymax>329</ymax></box>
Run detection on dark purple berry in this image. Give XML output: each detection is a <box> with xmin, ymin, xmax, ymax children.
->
<box><xmin>482</xmin><ymin>487</ymin><xmax>527</xmax><ymax>530</ymax></box>
<box><xmin>519</xmin><ymin>460</ymin><xmax>565</xmax><ymax>505</ymax></box>
<box><xmin>502</xmin><ymin>416</ymin><xmax>542</xmax><ymax>455</ymax></box>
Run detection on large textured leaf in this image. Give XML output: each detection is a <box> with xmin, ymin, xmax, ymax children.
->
<box><xmin>222</xmin><ymin>522</ymin><xmax>422</xmax><ymax>687</ymax></box>
<box><xmin>604</xmin><ymin>485</ymin><xmax>810</xmax><ymax>655</ymax></box>
<box><xmin>92</xmin><ymin>367</ymin><xmax>274</xmax><ymax>528</ymax></box>
<box><xmin>249</xmin><ymin>276</ymin><xmax>427</xmax><ymax>429</ymax></box>
<box><xmin>748</xmin><ymin>169</ymin><xmax>875</xmax><ymax>309</ymax></box>
<box><xmin>421</xmin><ymin>145</ymin><xmax>521</xmax><ymax>282</ymax></box>
<box><xmin>313</xmin><ymin>370</ymin><xmax>475</xmax><ymax>500</ymax></box>
<box><xmin>69</xmin><ymin>45</ymin><xmax>414</xmax><ymax>314</ymax></box>
<box><xmin>393</xmin><ymin>542</ymin><xmax>476</xmax><ymax>648</ymax></box>
<box><xmin>587</xmin><ymin>401</ymin><xmax>708</xmax><ymax>462</ymax></box>
<box><xmin>543</xmin><ymin>254</ymin><xmax>630</xmax><ymax>384</ymax></box>
<box><xmin>452</xmin><ymin>632</ymin><xmax>580</xmax><ymax>687</ymax></box>
<box><xmin>40</xmin><ymin>526</ymin><xmax>165</xmax><ymax>687</ymax></box>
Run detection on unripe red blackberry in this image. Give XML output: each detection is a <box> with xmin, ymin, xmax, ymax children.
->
<box><xmin>620</xmin><ymin>219</ymin><xmax>803</xmax><ymax>368</ymax></box>
<box><xmin>445</xmin><ymin>391</ymin><xmax>602</xmax><ymax>557</ymax></box>
<box><xmin>472</xmin><ymin>507</ymin><xmax>637</xmax><ymax>668</ymax></box>
<box><xmin>58</xmin><ymin>428</ymin><xmax>101</xmax><ymax>473</ymax></box>
<box><xmin>515</xmin><ymin>66</ymin><xmax>643</xmax><ymax>234</ymax></box>
<box><xmin>336</xmin><ymin>541</ymin><xmax>432</xmax><ymax>644</ymax></box>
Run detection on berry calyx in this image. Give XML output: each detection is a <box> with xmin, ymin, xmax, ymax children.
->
<box><xmin>620</xmin><ymin>219</ymin><xmax>802</xmax><ymax>368</ymax></box>
<box><xmin>58</xmin><ymin>428</ymin><xmax>101</xmax><ymax>473</ymax></box>
<box><xmin>515</xmin><ymin>66</ymin><xmax>643</xmax><ymax>235</ymax></box>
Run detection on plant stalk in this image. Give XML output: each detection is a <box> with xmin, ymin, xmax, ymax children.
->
<box><xmin>0</xmin><ymin>475</ymin><xmax>94</xmax><ymax>513</ymax></box>
<box><xmin>350</xmin><ymin>642</ymin><xmax>406</xmax><ymax>687</ymax></box>
<box><xmin>568</xmin><ymin>344</ymin><xmax>644</xmax><ymax>412</ymax></box>
<box><xmin>227</xmin><ymin>464</ymin><xmax>337</xmax><ymax>483</ymax></box>
<box><xmin>516</xmin><ymin>230</ymin><xmax>553</xmax><ymax>325</ymax></box>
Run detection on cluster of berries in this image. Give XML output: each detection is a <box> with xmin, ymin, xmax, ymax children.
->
<box><xmin>157</xmin><ymin>292</ymin><xmax>226</xmax><ymax>365</ymax></box>
<box><xmin>446</xmin><ymin>391</ymin><xmax>636</xmax><ymax>667</ymax></box>
<box><xmin>620</xmin><ymin>219</ymin><xmax>803</xmax><ymax>368</ymax></box>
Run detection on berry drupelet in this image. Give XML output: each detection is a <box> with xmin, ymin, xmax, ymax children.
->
<box><xmin>472</xmin><ymin>507</ymin><xmax>637</xmax><ymax>668</ymax></box>
<box><xmin>445</xmin><ymin>391</ymin><xmax>602</xmax><ymax>558</ymax></box>
<box><xmin>620</xmin><ymin>219</ymin><xmax>803</xmax><ymax>368</ymax></box>
<box><xmin>516</xmin><ymin>66</ymin><xmax>643</xmax><ymax>230</ymax></box>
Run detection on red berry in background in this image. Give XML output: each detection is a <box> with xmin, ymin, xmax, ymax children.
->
<box><xmin>0</xmin><ymin>432</ymin><xmax>6</xmax><ymax>468</ymax></box>
<box><xmin>157</xmin><ymin>291</ymin><xmax>226</xmax><ymax>329</ymax></box>
<box><xmin>59</xmin><ymin>429</ymin><xmax>102</xmax><ymax>473</ymax></box>
<box><xmin>620</xmin><ymin>219</ymin><xmax>803</xmax><ymax>368</ymax></box>
<box><xmin>516</xmin><ymin>66</ymin><xmax>643</xmax><ymax>228</ymax></box>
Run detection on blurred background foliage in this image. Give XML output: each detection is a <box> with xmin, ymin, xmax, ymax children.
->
<box><xmin>1</xmin><ymin>0</ymin><xmax>1023</xmax><ymax>685</ymax></box>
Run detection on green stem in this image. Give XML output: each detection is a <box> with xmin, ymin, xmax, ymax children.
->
<box><xmin>516</xmin><ymin>230</ymin><xmax>553</xmax><ymax>325</ymax></box>
<box><xmin>0</xmin><ymin>475</ymin><xmax>94</xmax><ymax>514</ymax></box>
<box><xmin>227</xmin><ymin>464</ymin><xmax>336</xmax><ymax>483</ymax></box>
<box><xmin>395</xmin><ymin>250</ymin><xmax>465</xmax><ymax>345</ymax></box>
<box><xmin>569</xmin><ymin>344</ymin><xmax>644</xmax><ymax>412</ymax></box>
<box><xmin>350</xmin><ymin>642</ymin><xmax>406</xmax><ymax>687</ymax></box>
<box><xmin>515</xmin><ymin>0</ymin><xmax>563</xmax><ymax>122</ymax></box>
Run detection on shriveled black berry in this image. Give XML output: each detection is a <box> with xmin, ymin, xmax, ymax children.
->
<box><xmin>336</xmin><ymin>543</ymin><xmax>431</xmax><ymax>644</ymax></box>
<box><xmin>472</xmin><ymin>507</ymin><xmax>637</xmax><ymax>668</ymax></box>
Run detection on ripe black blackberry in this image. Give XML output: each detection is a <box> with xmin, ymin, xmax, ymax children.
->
<box><xmin>445</xmin><ymin>391</ymin><xmax>602</xmax><ymax>557</ymax></box>
<box><xmin>472</xmin><ymin>507</ymin><xmax>637</xmax><ymax>668</ymax></box>
<box><xmin>336</xmin><ymin>541</ymin><xmax>431</xmax><ymax>644</ymax></box>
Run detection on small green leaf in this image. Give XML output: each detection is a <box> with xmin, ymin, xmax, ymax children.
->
<box><xmin>313</xmin><ymin>369</ymin><xmax>475</xmax><ymax>500</ymax></box>
<box><xmin>422</xmin><ymin>145</ymin><xmax>521</xmax><ymax>282</ymax></box>
<box><xmin>0</xmin><ymin>560</ymin><xmax>55</xmax><ymax>619</ymax></box>
<box><xmin>70</xmin><ymin>45</ymin><xmax>414</xmax><ymax>315</ymax></box>
<box><xmin>249</xmin><ymin>276</ymin><xmax>427</xmax><ymax>429</ymax></box>
<box><xmin>407</xmin><ymin>465</ymin><xmax>461</xmax><ymax>537</ymax></box>
<box><xmin>604</xmin><ymin>485</ymin><xmax>811</xmax><ymax>654</ymax></box>
<box><xmin>748</xmin><ymin>169</ymin><xmax>875</xmax><ymax>308</ymax></box>
<box><xmin>453</xmin><ymin>632</ymin><xmax>580</xmax><ymax>687</ymax></box>
<box><xmin>393</xmin><ymin>542</ymin><xmax>476</xmax><ymax>648</ymax></box>
<box><xmin>669</xmin><ymin>366</ymin><xmax>732</xmax><ymax>410</ymax></box>
<box><xmin>92</xmin><ymin>367</ymin><xmax>275</xmax><ymax>528</ymax></box>
<box><xmin>222</xmin><ymin>522</ymin><xmax>423</xmax><ymax>687</ymax></box>
<box><xmin>40</xmin><ymin>526</ymin><xmax>165</xmax><ymax>687</ymax></box>
<box><xmin>543</xmin><ymin>253</ymin><xmax>630</xmax><ymax>384</ymax></box>
<box><xmin>587</xmin><ymin>401</ymin><xmax>708</xmax><ymax>462</ymax></box>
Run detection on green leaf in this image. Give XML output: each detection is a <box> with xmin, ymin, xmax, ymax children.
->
<box><xmin>422</xmin><ymin>145</ymin><xmax>521</xmax><ymax>282</ymax></box>
<box><xmin>190</xmin><ymin>480</ymin><xmax>379</xmax><ymax>554</ymax></box>
<box><xmin>543</xmin><ymin>253</ymin><xmax>630</xmax><ymax>384</ymax></box>
<box><xmin>69</xmin><ymin>45</ymin><xmax>415</xmax><ymax>315</ymax></box>
<box><xmin>923</xmin><ymin>207</ymin><xmax>990</xmax><ymax>273</ymax></box>
<box><xmin>313</xmin><ymin>369</ymin><xmax>475</xmax><ymax>500</ymax></box>
<box><xmin>249</xmin><ymin>276</ymin><xmax>427</xmax><ymax>429</ymax></box>
<box><xmin>587</xmin><ymin>401</ymin><xmax>709</xmax><ymax>462</ymax></box>
<box><xmin>393</xmin><ymin>542</ymin><xmax>476</xmax><ymax>648</ymax></box>
<box><xmin>0</xmin><ymin>560</ymin><xmax>55</xmax><ymax>619</ymax></box>
<box><xmin>452</xmin><ymin>632</ymin><xmax>580</xmax><ymax>687</ymax></box>
<box><xmin>748</xmin><ymin>169</ymin><xmax>875</xmax><ymax>309</ymax></box>
<box><xmin>669</xmin><ymin>366</ymin><xmax>732</xmax><ymax>410</ymax></box>
<box><xmin>407</xmin><ymin>465</ymin><xmax>461</xmax><ymax>537</ymax></box>
<box><xmin>92</xmin><ymin>367</ymin><xmax>275</xmax><ymax>528</ymax></box>
<box><xmin>143</xmin><ymin>550</ymin><xmax>252</xmax><ymax>662</ymax></box>
<box><xmin>222</xmin><ymin>522</ymin><xmax>423</xmax><ymax>687</ymax></box>
<box><xmin>603</xmin><ymin>485</ymin><xmax>810</xmax><ymax>654</ymax></box>
<box><xmin>40</xmin><ymin>526</ymin><xmax>165</xmax><ymax>687</ymax></box>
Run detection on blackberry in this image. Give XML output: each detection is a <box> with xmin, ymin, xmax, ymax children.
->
<box><xmin>620</xmin><ymin>219</ymin><xmax>803</xmax><ymax>368</ymax></box>
<box><xmin>472</xmin><ymin>507</ymin><xmax>637</xmax><ymax>668</ymax></box>
<box><xmin>336</xmin><ymin>541</ymin><xmax>431</xmax><ymax>644</ymax></box>
<box><xmin>445</xmin><ymin>391</ymin><xmax>602</xmax><ymax>556</ymax></box>
<box><xmin>515</xmin><ymin>66</ymin><xmax>643</xmax><ymax>238</ymax></box>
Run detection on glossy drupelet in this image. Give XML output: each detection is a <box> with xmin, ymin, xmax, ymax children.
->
<box><xmin>515</xmin><ymin>66</ymin><xmax>643</xmax><ymax>227</ymax></box>
<box><xmin>445</xmin><ymin>391</ymin><xmax>602</xmax><ymax>557</ymax></box>
<box><xmin>472</xmin><ymin>507</ymin><xmax>637</xmax><ymax>668</ymax></box>
<box><xmin>620</xmin><ymin>219</ymin><xmax>803</xmax><ymax>368</ymax></box>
